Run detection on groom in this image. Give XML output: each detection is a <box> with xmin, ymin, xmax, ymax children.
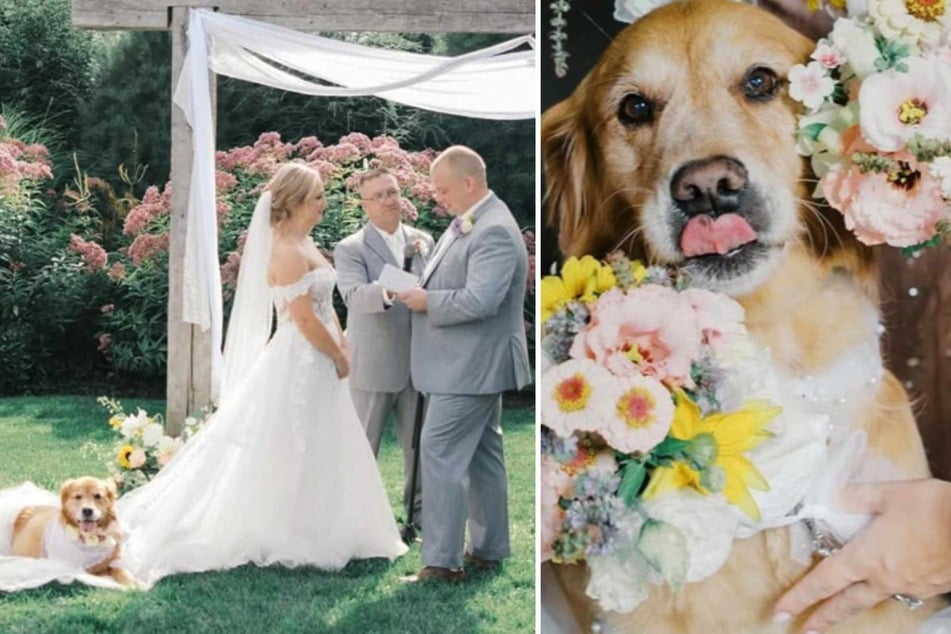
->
<box><xmin>398</xmin><ymin>146</ymin><xmax>532</xmax><ymax>582</ymax></box>
<box><xmin>334</xmin><ymin>168</ymin><xmax>434</xmax><ymax>525</ymax></box>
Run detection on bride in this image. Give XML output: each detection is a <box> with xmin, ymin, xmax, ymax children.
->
<box><xmin>0</xmin><ymin>162</ymin><xmax>408</xmax><ymax>590</ymax></box>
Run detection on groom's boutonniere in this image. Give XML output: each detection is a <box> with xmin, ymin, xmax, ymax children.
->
<box><xmin>450</xmin><ymin>211</ymin><xmax>475</xmax><ymax>237</ymax></box>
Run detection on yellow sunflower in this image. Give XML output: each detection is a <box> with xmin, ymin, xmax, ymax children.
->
<box><xmin>540</xmin><ymin>255</ymin><xmax>616</xmax><ymax>321</ymax></box>
<box><xmin>117</xmin><ymin>444</ymin><xmax>135</xmax><ymax>469</ymax></box>
<box><xmin>643</xmin><ymin>390</ymin><xmax>780</xmax><ymax>521</ymax></box>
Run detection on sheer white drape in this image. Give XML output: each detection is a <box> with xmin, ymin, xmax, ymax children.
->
<box><xmin>172</xmin><ymin>9</ymin><xmax>536</xmax><ymax>399</ymax></box>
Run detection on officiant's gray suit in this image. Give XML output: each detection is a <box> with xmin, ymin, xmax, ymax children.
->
<box><xmin>334</xmin><ymin>223</ymin><xmax>434</xmax><ymax>520</ymax></box>
<box><xmin>411</xmin><ymin>192</ymin><xmax>532</xmax><ymax>569</ymax></box>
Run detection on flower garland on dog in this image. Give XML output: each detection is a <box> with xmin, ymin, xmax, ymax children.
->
<box><xmin>540</xmin><ymin>253</ymin><xmax>792</xmax><ymax>612</ymax></box>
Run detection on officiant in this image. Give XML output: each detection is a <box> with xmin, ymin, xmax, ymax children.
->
<box><xmin>334</xmin><ymin>168</ymin><xmax>435</xmax><ymax>527</ymax></box>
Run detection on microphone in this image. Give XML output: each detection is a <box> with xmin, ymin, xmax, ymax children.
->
<box><xmin>403</xmin><ymin>243</ymin><xmax>416</xmax><ymax>272</ymax></box>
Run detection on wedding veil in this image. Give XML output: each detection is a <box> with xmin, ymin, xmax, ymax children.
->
<box><xmin>220</xmin><ymin>190</ymin><xmax>274</xmax><ymax>404</ymax></box>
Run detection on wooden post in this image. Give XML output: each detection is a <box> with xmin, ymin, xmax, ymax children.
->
<box><xmin>167</xmin><ymin>7</ymin><xmax>214</xmax><ymax>435</ymax></box>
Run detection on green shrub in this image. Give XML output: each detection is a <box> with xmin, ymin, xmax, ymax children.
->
<box><xmin>0</xmin><ymin>113</ymin><xmax>117</xmax><ymax>392</ymax></box>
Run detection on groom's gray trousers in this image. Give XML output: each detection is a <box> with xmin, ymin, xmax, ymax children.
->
<box><xmin>421</xmin><ymin>392</ymin><xmax>510</xmax><ymax>569</ymax></box>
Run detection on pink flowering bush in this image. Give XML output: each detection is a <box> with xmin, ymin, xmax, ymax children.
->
<box><xmin>101</xmin><ymin>131</ymin><xmax>451</xmax><ymax>379</ymax></box>
<box><xmin>0</xmin><ymin>112</ymin><xmax>117</xmax><ymax>392</ymax></box>
<box><xmin>0</xmin><ymin>120</ymin><xmax>536</xmax><ymax>391</ymax></box>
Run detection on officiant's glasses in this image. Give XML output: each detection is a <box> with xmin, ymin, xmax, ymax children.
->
<box><xmin>363</xmin><ymin>188</ymin><xmax>400</xmax><ymax>203</ymax></box>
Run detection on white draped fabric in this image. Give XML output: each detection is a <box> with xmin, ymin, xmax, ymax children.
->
<box><xmin>172</xmin><ymin>9</ymin><xmax>536</xmax><ymax>400</ymax></box>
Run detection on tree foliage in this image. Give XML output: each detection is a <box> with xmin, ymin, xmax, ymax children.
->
<box><xmin>0</xmin><ymin>0</ymin><xmax>100</xmax><ymax>147</ymax></box>
<box><xmin>74</xmin><ymin>30</ymin><xmax>535</xmax><ymax>227</ymax></box>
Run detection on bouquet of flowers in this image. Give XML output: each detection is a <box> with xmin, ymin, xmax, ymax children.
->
<box><xmin>790</xmin><ymin>0</ymin><xmax>951</xmax><ymax>251</ymax></box>
<box><xmin>84</xmin><ymin>397</ymin><xmax>209</xmax><ymax>495</ymax></box>
<box><xmin>540</xmin><ymin>253</ymin><xmax>785</xmax><ymax>613</ymax></box>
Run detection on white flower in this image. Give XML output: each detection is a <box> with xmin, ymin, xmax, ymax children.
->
<box><xmin>540</xmin><ymin>359</ymin><xmax>617</xmax><ymax>438</ymax></box>
<box><xmin>141</xmin><ymin>422</ymin><xmax>165</xmax><ymax>448</ymax></box>
<box><xmin>156</xmin><ymin>435</ymin><xmax>184</xmax><ymax>466</ymax></box>
<box><xmin>600</xmin><ymin>374</ymin><xmax>674</xmax><ymax>453</ymax></box>
<box><xmin>929</xmin><ymin>156</ymin><xmax>951</xmax><ymax>198</ymax></box>
<box><xmin>868</xmin><ymin>0</ymin><xmax>947</xmax><ymax>48</ymax></box>
<box><xmin>184</xmin><ymin>416</ymin><xmax>198</xmax><ymax>428</ymax></box>
<box><xmin>812</xmin><ymin>42</ymin><xmax>847</xmax><ymax>69</ymax></box>
<box><xmin>859</xmin><ymin>56</ymin><xmax>951</xmax><ymax>151</ymax></box>
<box><xmin>637</xmin><ymin>519</ymin><xmax>689</xmax><ymax>590</ymax></box>
<box><xmin>119</xmin><ymin>409</ymin><xmax>149</xmax><ymax>439</ymax></box>
<box><xmin>586</xmin><ymin>550</ymin><xmax>650</xmax><ymax>613</ymax></box>
<box><xmin>614</xmin><ymin>0</ymin><xmax>673</xmax><ymax>23</ymax></box>
<box><xmin>414</xmin><ymin>239</ymin><xmax>430</xmax><ymax>258</ymax></box>
<box><xmin>847</xmin><ymin>0</ymin><xmax>869</xmax><ymax>17</ymax></box>
<box><xmin>643</xmin><ymin>491</ymin><xmax>740</xmax><ymax>583</ymax></box>
<box><xmin>830</xmin><ymin>18</ymin><xmax>882</xmax><ymax>78</ymax></box>
<box><xmin>789</xmin><ymin>62</ymin><xmax>838</xmax><ymax>111</ymax></box>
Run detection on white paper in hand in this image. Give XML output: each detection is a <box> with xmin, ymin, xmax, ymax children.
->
<box><xmin>378</xmin><ymin>264</ymin><xmax>419</xmax><ymax>293</ymax></box>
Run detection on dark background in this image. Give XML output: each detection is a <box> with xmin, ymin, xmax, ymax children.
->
<box><xmin>540</xmin><ymin>1</ymin><xmax>627</xmax><ymax>274</ymax></box>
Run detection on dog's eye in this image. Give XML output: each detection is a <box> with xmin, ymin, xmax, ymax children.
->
<box><xmin>74</xmin><ymin>494</ymin><xmax>81</xmax><ymax>500</ymax></box>
<box><xmin>94</xmin><ymin>493</ymin><xmax>102</xmax><ymax>500</ymax></box>
<box><xmin>618</xmin><ymin>94</ymin><xmax>654</xmax><ymax>126</ymax></box>
<box><xmin>742</xmin><ymin>67</ymin><xmax>780</xmax><ymax>101</ymax></box>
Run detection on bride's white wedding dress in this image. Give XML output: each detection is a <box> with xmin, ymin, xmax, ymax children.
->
<box><xmin>0</xmin><ymin>265</ymin><xmax>407</xmax><ymax>591</ymax></box>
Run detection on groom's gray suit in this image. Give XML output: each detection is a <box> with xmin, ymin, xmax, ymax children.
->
<box><xmin>411</xmin><ymin>192</ymin><xmax>532</xmax><ymax>569</ymax></box>
<box><xmin>334</xmin><ymin>223</ymin><xmax>434</xmax><ymax>520</ymax></box>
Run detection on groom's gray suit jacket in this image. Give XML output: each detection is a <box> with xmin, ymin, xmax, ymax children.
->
<box><xmin>334</xmin><ymin>224</ymin><xmax>434</xmax><ymax>392</ymax></box>
<box><xmin>411</xmin><ymin>192</ymin><xmax>532</xmax><ymax>395</ymax></box>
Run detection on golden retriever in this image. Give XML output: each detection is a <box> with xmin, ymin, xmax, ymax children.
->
<box><xmin>11</xmin><ymin>476</ymin><xmax>134</xmax><ymax>586</ymax></box>
<box><xmin>542</xmin><ymin>0</ymin><xmax>939</xmax><ymax>631</ymax></box>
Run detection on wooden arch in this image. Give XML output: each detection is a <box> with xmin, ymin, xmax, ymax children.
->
<box><xmin>73</xmin><ymin>0</ymin><xmax>535</xmax><ymax>433</ymax></box>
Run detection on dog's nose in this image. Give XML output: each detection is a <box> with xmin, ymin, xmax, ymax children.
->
<box><xmin>81</xmin><ymin>507</ymin><xmax>94</xmax><ymax>518</ymax></box>
<box><xmin>670</xmin><ymin>156</ymin><xmax>748</xmax><ymax>217</ymax></box>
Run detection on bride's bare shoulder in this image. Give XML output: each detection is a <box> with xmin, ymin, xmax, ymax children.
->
<box><xmin>269</xmin><ymin>241</ymin><xmax>311</xmax><ymax>287</ymax></box>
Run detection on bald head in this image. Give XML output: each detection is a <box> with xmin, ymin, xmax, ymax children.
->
<box><xmin>432</xmin><ymin>146</ymin><xmax>487</xmax><ymax>186</ymax></box>
<box><xmin>430</xmin><ymin>145</ymin><xmax>489</xmax><ymax>216</ymax></box>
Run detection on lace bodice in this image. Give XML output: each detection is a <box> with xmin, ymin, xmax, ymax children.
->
<box><xmin>271</xmin><ymin>266</ymin><xmax>336</xmax><ymax>324</ymax></box>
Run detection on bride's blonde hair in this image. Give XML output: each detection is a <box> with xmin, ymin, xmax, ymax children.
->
<box><xmin>267</xmin><ymin>163</ymin><xmax>322</xmax><ymax>226</ymax></box>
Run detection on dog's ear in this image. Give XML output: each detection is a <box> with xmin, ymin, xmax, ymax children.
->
<box><xmin>542</xmin><ymin>96</ymin><xmax>600</xmax><ymax>258</ymax></box>
<box><xmin>59</xmin><ymin>479</ymin><xmax>75</xmax><ymax>505</ymax></box>
<box><xmin>104</xmin><ymin>478</ymin><xmax>118</xmax><ymax>502</ymax></box>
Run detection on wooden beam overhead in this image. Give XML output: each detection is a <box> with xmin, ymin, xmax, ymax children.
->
<box><xmin>73</xmin><ymin>0</ymin><xmax>535</xmax><ymax>32</ymax></box>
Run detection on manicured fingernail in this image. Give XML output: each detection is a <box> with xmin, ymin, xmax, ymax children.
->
<box><xmin>772</xmin><ymin>612</ymin><xmax>792</xmax><ymax>623</ymax></box>
<box><xmin>805</xmin><ymin>630</ymin><xmax>820</xmax><ymax>634</ymax></box>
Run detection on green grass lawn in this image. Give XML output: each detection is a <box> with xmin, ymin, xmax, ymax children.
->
<box><xmin>0</xmin><ymin>395</ymin><xmax>536</xmax><ymax>633</ymax></box>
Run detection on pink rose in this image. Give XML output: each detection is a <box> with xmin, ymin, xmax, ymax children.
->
<box><xmin>822</xmin><ymin>163</ymin><xmax>948</xmax><ymax>247</ymax></box>
<box><xmin>128</xmin><ymin>449</ymin><xmax>147</xmax><ymax>469</ymax></box>
<box><xmin>570</xmin><ymin>285</ymin><xmax>703</xmax><ymax>387</ymax></box>
<box><xmin>679</xmin><ymin>288</ymin><xmax>746</xmax><ymax>349</ymax></box>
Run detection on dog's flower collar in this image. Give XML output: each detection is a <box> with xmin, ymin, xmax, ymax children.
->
<box><xmin>64</xmin><ymin>524</ymin><xmax>115</xmax><ymax>547</ymax></box>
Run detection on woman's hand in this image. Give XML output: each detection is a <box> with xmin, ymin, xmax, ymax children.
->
<box><xmin>333</xmin><ymin>349</ymin><xmax>351</xmax><ymax>379</ymax></box>
<box><xmin>774</xmin><ymin>479</ymin><xmax>951</xmax><ymax>632</ymax></box>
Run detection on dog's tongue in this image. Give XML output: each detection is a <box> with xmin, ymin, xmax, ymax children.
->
<box><xmin>79</xmin><ymin>520</ymin><xmax>97</xmax><ymax>533</ymax></box>
<box><xmin>680</xmin><ymin>213</ymin><xmax>757</xmax><ymax>257</ymax></box>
